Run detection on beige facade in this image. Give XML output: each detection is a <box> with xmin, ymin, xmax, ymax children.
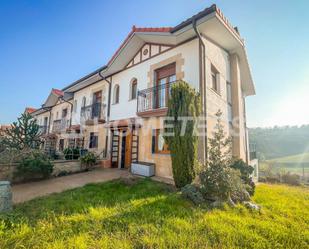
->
<box><xmin>29</xmin><ymin>5</ymin><xmax>255</xmax><ymax>179</ymax></box>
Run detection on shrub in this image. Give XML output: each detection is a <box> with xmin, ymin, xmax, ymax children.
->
<box><xmin>80</xmin><ymin>152</ymin><xmax>97</xmax><ymax>171</ymax></box>
<box><xmin>230</xmin><ymin>159</ymin><xmax>256</xmax><ymax>196</ymax></box>
<box><xmin>265</xmin><ymin>176</ymin><xmax>280</xmax><ymax>183</ymax></box>
<box><xmin>229</xmin><ymin>169</ymin><xmax>251</xmax><ymax>203</ymax></box>
<box><xmin>199</xmin><ymin>111</ymin><xmax>251</xmax><ymax>205</ymax></box>
<box><xmin>181</xmin><ymin>184</ymin><xmax>205</xmax><ymax>205</ymax></box>
<box><xmin>164</xmin><ymin>81</ymin><xmax>201</xmax><ymax>188</ymax></box>
<box><xmin>281</xmin><ymin>172</ymin><xmax>301</xmax><ymax>186</ymax></box>
<box><xmin>199</xmin><ymin>111</ymin><xmax>236</xmax><ymax>202</ymax></box>
<box><xmin>15</xmin><ymin>150</ymin><xmax>53</xmax><ymax>181</ymax></box>
<box><xmin>63</xmin><ymin>148</ymin><xmax>80</xmax><ymax>160</ymax></box>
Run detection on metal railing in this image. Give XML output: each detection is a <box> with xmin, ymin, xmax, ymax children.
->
<box><xmin>137</xmin><ymin>81</ymin><xmax>176</xmax><ymax>113</ymax></box>
<box><xmin>81</xmin><ymin>103</ymin><xmax>106</xmax><ymax>121</ymax></box>
<box><xmin>249</xmin><ymin>143</ymin><xmax>257</xmax><ymax>160</ymax></box>
<box><xmin>39</xmin><ymin>125</ymin><xmax>48</xmax><ymax>135</ymax></box>
<box><xmin>52</xmin><ymin>119</ymin><xmax>69</xmax><ymax>133</ymax></box>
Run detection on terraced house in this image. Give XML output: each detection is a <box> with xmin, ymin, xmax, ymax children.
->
<box><xmin>29</xmin><ymin>5</ymin><xmax>256</xmax><ymax>179</ymax></box>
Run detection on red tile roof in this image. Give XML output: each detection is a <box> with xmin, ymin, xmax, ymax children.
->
<box><xmin>52</xmin><ymin>88</ymin><xmax>64</xmax><ymax>96</ymax></box>
<box><xmin>107</xmin><ymin>25</ymin><xmax>172</xmax><ymax>65</ymax></box>
<box><xmin>24</xmin><ymin>107</ymin><xmax>37</xmax><ymax>114</ymax></box>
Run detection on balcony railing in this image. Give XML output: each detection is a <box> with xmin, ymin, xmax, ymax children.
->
<box><xmin>52</xmin><ymin>119</ymin><xmax>69</xmax><ymax>133</ymax></box>
<box><xmin>137</xmin><ymin>81</ymin><xmax>176</xmax><ymax>114</ymax></box>
<box><xmin>39</xmin><ymin>125</ymin><xmax>48</xmax><ymax>135</ymax></box>
<box><xmin>81</xmin><ymin>103</ymin><xmax>106</xmax><ymax>124</ymax></box>
<box><xmin>249</xmin><ymin>143</ymin><xmax>257</xmax><ymax>160</ymax></box>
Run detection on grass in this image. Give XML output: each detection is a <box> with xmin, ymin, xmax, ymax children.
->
<box><xmin>0</xmin><ymin>179</ymin><xmax>308</xmax><ymax>249</ymax></box>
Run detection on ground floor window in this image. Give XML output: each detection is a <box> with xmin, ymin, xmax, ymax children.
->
<box><xmin>152</xmin><ymin>129</ymin><xmax>170</xmax><ymax>154</ymax></box>
<box><xmin>59</xmin><ymin>139</ymin><xmax>64</xmax><ymax>151</ymax></box>
<box><xmin>68</xmin><ymin>138</ymin><xmax>75</xmax><ymax>149</ymax></box>
<box><xmin>89</xmin><ymin>132</ymin><xmax>98</xmax><ymax>148</ymax></box>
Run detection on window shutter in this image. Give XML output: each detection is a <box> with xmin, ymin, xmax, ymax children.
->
<box><xmin>152</xmin><ymin>129</ymin><xmax>156</xmax><ymax>153</ymax></box>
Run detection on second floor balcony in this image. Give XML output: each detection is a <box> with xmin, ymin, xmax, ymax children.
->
<box><xmin>137</xmin><ymin>81</ymin><xmax>176</xmax><ymax>117</ymax></box>
<box><xmin>39</xmin><ymin>125</ymin><xmax>48</xmax><ymax>135</ymax></box>
<box><xmin>81</xmin><ymin>103</ymin><xmax>106</xmax><ymax>125</ymax></box>
<box><xmin>52</xmin><ymin>119</ymin><xmax>69</xmax><ymax>133</ymax></box>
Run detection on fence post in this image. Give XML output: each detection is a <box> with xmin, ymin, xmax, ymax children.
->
<box><xmin>0</xmin><ymin>181</ymin><xmax>12</xmax><ymax>213</ymax></box>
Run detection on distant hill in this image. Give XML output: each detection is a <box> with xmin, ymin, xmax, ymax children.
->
<box><xmin>249</xmin><ymin>125</ymin><xmax>309</xmax><ymax>160</ymax></box>
<box><xmin>268</xmin><ymin>152</ymin><xmax>309</xmax><ymax>163</ymax></box>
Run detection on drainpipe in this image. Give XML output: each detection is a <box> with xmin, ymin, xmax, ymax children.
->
<box><xmin>99</xmin><ymin>71</ymin><xmax>112</xmax><ymax>158</ymax></box>
<box><xmin>193</xmin><ymin>18</ymin><xmax>208</xmax><ymax>163</ymax></box>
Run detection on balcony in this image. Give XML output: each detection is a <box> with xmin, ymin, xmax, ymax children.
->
<box><xmin>249</xmin><ymin>143</ymin><xmax>257</xmax><ymax>160</ymax></box>
<box><xmin>39</xmin><ymin>125</ymin><xmax>48</xmax><ymax>135</ymax></box>
<box><xmin>52</xmin><ymin>119</ymin><xmax>69</xmax><ymax>133</ymax></box>
<box><xmin>81</xmin><ymin>103</ymin><xmax>106</xmax><ymax>125</ymax></box>
<box><xmin>137</xmin><ymin>81</ymin><xmax>176</xmax><ymax>117</ymax></box>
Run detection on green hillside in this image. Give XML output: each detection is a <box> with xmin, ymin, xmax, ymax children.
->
<box><xmin>269</xmin><ymin>152</ymin><xmax>309</xmax><ymax>163</ymax></box>
<box><xmin>249</xmin><ymin>125</ymin><xmax>309</xmax><ymax>160</ymax></box>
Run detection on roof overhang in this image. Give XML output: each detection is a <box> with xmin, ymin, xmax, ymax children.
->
<box><xmin>62</xmin><ymin>4</ymin><xmax>255</xmax><ymax>96</ymax></box>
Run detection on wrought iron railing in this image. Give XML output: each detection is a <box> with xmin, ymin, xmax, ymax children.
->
<box><xmin>81</xmin><ymin>103</ymin><xmax>106</xmax><ymax>121</ymax></box>
<box><xmin>249</xmin><ymin>143</ymin><xmax>257</xmax><ymax>160</ymax></box>
<box><xmin>52</xmin><ymin>119</ymin><xmax>69</xmax><ymax>133</ymax></box>
<box><xmin>137</xmin><ymin>81</ymin><xmax>177</xmax><ymax>113</ymax></box>
<box><xmin>39</xmin><ymin>125</ymin><xmax>48</xmax><ymax>134</ymax></box>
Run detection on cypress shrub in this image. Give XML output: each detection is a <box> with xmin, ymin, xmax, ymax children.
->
<box><xmin>164</xmin><ymin>81</ymin><xmax>201</xmax><ymax>188</ymax></box>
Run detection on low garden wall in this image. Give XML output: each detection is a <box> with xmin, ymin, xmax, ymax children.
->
<box><xmin>0</xmin><ymin>160</ymin><xmax>83</xmax><ymax>183</ymax></box>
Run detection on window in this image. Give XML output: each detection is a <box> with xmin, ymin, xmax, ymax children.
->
<box><xmin>152</xmin><ymin>129</ymin><xmax>170</xmax><ymax>154</ymax></box>
<box><xmin>62</xmin><ymin>108</ymin><xmax>67</xmax><ymax>118</ymax></box>
<box><xmin>73</xmin><ymin>100</ymin><xmax>77</xmax><ymax>113</ymax></box>
<box><xmin>59</xmin><ymin>139</ymin><xmax>64</xmax><ymax>151</ymax></box>
<box><xmin>211</xmin><ymin>64</ymin><xmax>220</xmax><ymax>93</ymax></box>
<box><xmin>130</xmin><ymin>78</ymin><xmax>137</xmax><ymax>100</ymax></box>
<box><xmin>89</xmin><ymin>132</ymin><xmax>98</xmax><ymax>148</ymax></box>
<box><xmin>68</xmin><ymin>138</ymin><xmax>75</xmax><ymax>149</ymax></box>
<box><xmin>82</xmin><ymin>97</ymin><xmax>86</xmax><ymax>108</ymax></box>
<box><xmin>155</xmin><ymin>63</ymin><xmax>176</xmax><ymax>108</ymax></box>
<box><xmin>93</xmin><ymin>91</ymin><xmax>102</xmax><ymax>104</ymax></box>
<box><xmin>226</xmin><ymin>81</ymin><xmax>232</xmax><ymax>123</ymax></box>
<box><xmin>113</xmin><ymin>84</ymin><xmax>120</xmax><ymax>104</ymax></box>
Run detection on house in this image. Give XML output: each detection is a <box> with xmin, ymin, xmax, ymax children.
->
<box><xmin>30</xmin><ymin>4</ymin><xmax>256</xmax><ymax>179</ymax></box>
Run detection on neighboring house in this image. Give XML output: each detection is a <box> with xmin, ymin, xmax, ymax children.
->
<box><xmin>29</xmin><ymin>4</ymin><xmax>256</xmax><ymax>179</ymax></box>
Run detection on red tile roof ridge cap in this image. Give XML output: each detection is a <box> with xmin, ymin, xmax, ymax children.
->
<box><xmin>52</xmin><ymin>88</ymin><xmax>64</xmax><ymax>96</ymax></box>
<box><xmin>107</xmin><ymin>25</ymin><xmax>172</xmax><ymax>65</ymax></box>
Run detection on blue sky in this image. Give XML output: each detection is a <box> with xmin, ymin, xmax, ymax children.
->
<box><xmin>0</xmin><ymin>0</ymin><xmax>308</xmax><ymax>127</ymax></box>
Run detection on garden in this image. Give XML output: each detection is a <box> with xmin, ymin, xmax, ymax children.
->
<box><xmin>0</xmin><ymin>179</ymin><xmax>308</xmax><ymax>248</ymax></box>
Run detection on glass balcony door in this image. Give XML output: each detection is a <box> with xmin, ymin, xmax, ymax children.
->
<box><xmin>155</xmin><ymin>63</ymin><xmax>176</xmax><ymax>109</ymax></box>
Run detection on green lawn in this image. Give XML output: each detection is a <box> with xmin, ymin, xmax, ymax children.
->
<box><xmin>0</xmin><ymin>179</ymin><xmax>308</xmax><ymax>249</ymax></box>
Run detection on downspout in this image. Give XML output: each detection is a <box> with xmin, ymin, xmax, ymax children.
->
<box><xmin>193</xmin><ymin>18</ymin><xmax>208</xmax><ymax>163</ymax></box>
<box><xmin>99</xmin><ymin>71</ymin><xmax>112</xmax><ymax>158</ymax></box>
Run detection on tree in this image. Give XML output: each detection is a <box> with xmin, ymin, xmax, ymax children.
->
<box><xmin>199</xmin><ymin>110</ymin><xmax>235</xmax><ymax>202</ymax></box>
<box><xmin>164</xmin><ymin>81</ymin><xmax>201</xmax><ymax>188</ymax></box>
<box><xmin>1</xmin><ymin>112</ymin><xmax>42</xmax><ymax>151</ymax></box>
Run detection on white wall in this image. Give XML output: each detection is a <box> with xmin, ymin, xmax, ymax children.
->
<box><xmin>110</xmin><ymin>39</ymin><xmax>199</xmax><ymax>121</ymax></box>
<box><xmin>71</xmin><ymin>80</ymin><xmax>108</xmax><ymax>125</ymax></box>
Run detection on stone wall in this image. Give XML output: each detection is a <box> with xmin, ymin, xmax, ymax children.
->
<box><xmin>0</xmin><ymin>160</ymin><xmax>83</xmax><ymax>183</ymax></box>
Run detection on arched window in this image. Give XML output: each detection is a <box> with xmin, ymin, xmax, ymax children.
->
<box><xmin>130</xmin><ymin>78</ymin><xmax>137</xmax><ymax>100</ymax></box>
<box><xmin>113</xmin><ymin>84</ymin><xmax>120</xmax><ymax>104</ymax></box>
